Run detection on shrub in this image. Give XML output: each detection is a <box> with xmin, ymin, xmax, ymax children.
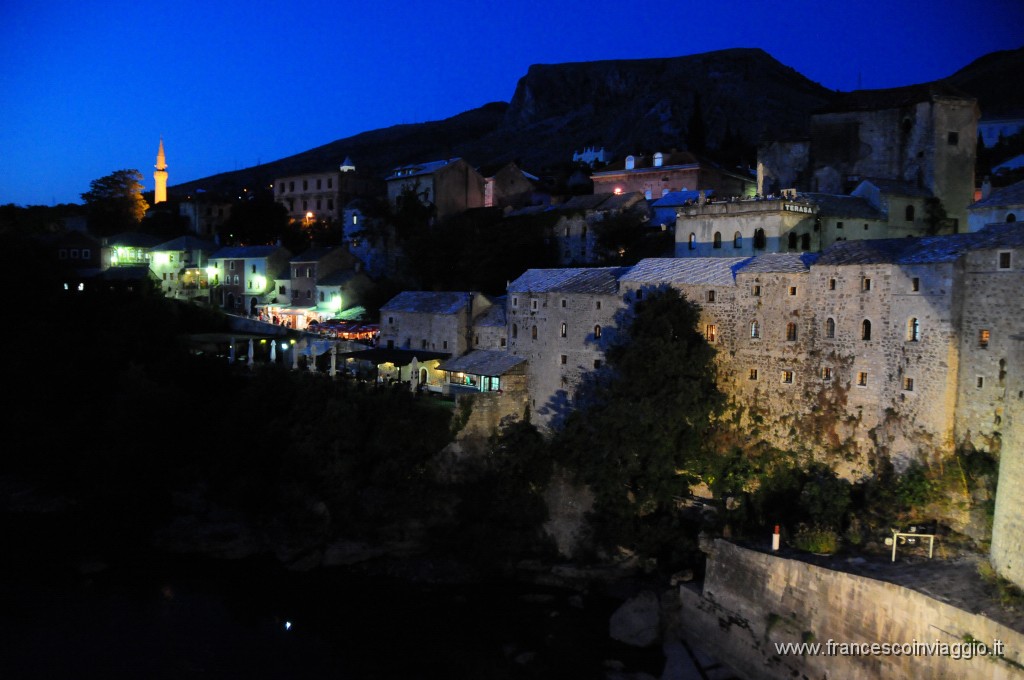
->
<box><xmin>791</xmin><ymin>525</ymin><xmax>840</xmax><ymax>554</ymax></box>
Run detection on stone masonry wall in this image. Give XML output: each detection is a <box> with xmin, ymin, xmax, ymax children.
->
<box><xmin>677</xmin><ymin>540</ymin><xmax>1024</xmax><ymax>680</ymax></box>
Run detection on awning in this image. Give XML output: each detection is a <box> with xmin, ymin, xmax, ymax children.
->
<box><xmin>438</xmin><ymin>349</ymin><xmax>527</xmax><ymax>377</ymax></box>
<box><xmin>337</xmin><ymin>348</ymin><xmax>450</xmax><ymax>367</ymax></box>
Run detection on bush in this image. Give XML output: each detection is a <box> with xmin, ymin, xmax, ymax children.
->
<box><xmin>791</xmin><ymin>525</ymin><xmax>840</xmax><ymax>554</ymax></box>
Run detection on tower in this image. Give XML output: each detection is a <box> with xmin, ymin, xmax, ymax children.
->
<box><xmin>154</xmin><ymin>138</ymin><xmax>168</xmax><ymax>204</ymax></box>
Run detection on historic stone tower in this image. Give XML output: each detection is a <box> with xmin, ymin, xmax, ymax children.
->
<box><xmin>154</xmin><ymin>138</ymin><xmax>168</xmax><ymax>204</ymax></box>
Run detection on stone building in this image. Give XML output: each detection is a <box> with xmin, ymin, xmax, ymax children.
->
<box><xmin>483</xmin><ymin>162</ymin><xmax>537</xmax><ymax>209</ymax></box>
<box><xmin>149</xmin><ymin>235</ymin><xmax>217</xmax><ymax>301</ymax></box>
<box><xmin>758</xmin><ymin>83</ymin><xmax>978</xmax><ymax>228</ymax></box>
<box><xmin>591</xmin><ymin>150</ymin><xmax>755</xmax><ymax>200</ymax></box>
<box><xmin>550</xmin><ymin>192</ymin><xmax>647</xmax><ymax>265</ymax></box>
<box><xmin>506</xmin><ymin>267</ymin><xmax>628</xmax><ymax>429</ymax></box>
<box><xmin>208</xmin><ymin>244</ymin><xmax>291</xmax><ymax>315</ymax></box>
<box><xmin>385</xmin><ymin>158</ymin><xmax>486</xmax><ymax>220</ymax></box>
<box><xmin>967</xmin><ymin>179</ymin><xmax>1024</xmax><ymax>232</ymax></box>
<box><xmin>275</xmin><ymin>159</ymin><xmax>385</xmax><ymax>225</ymax></box>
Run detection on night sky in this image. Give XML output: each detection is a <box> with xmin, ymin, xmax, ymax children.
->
<box><xmin>2</xmin><ymin>0</ymin><xmax>1022</xmax><ymax>207</ymax></box>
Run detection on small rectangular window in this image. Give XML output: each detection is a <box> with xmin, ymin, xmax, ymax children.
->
<box><xmin>749</xmin><ymin>368</ymin><xmax>758</xmax><ymax>380</ymax></box>
<box><xmin>560</xmin><ymin>355</ymin><xmax>567</xmax><ymax>365</ymax></box>
<box><xmin>500</xmin><ymin>338</ymin><xmax>507</xmax><ymax>347</ymax></box>
<box><xmin>977</xmin><ymin>376</ymin><xmax>985</xmax><ymax>389</ymax></box>
<box><xmin>903</xmin><ymin>377</ymin><xmax>914</xmax><ymax>391</ymax></box>
<box><xmin>635</xmin><ymin>289</ymin><xmax>644</xmax><ymax>300</ymax></box>
<box><xmin>980</xmin><ymin>329</ymin><xmax>990</xmax><ymax>348</ymax></box>
<box><xmin>781</xmin><ymin>370</ymin><xmax>794</xmax><ymax>384</ymax></box>
<box><xmin>912</xmin><ymin>277</ymin><xmax>920</xmax><ymax>292</ymax></box>
<box><xmin>828</xmin><ymin>278</ymin><xmax>836</xmax><ymax>290</ymax></box>
<box><xmin>751</xmin><ymin>285</ymin><xmax>761</xmax><ymax>297</ymax></box>
<box><xmin>821</xmin><ymin>367</ymin><xmax>832</xmax><ymax>381</ymax></box>
<box><xmin>531</xmin><ymin>299</ymin><xmax>538</xmax><ymax>311</ymax></box>
<box><xmin>836</xmin><ymin>221</ymin><xmax>844</xmax><ymax>230</ymax></box>
<box><xmin>594</xmin><ymin>359</ymin><xmax>602</xmax><ymax>369</ymax></box>
<box><xmin>706</xmin><ymin>324</ymin><xmax>717</xmax><ymax>342</ymax></box>
<box><xmin>707</xmin><ymin>290</ymin><xmax>716</xmax><ymax>303</ymax></box>
<box><xmin>789</xmin><ymin>286</ymin><xmax>797</xmax><ymax>296</ymax></box>
<box><xmin>442</xmin><ymin>340</ymin><xmax>448</xmax><ymax>350</ymax></box>
<box><xmin>561</xmin><ymin>299</ymin><xmax>567</xmax><ymax>308</ymax></box>
<box><xmin>947</xmin><ymin>131</ymin><xmax>959</xmax><ymax>146</ymax></box>
<box><xmin>512</xmin><ymin>297</ymin><xmax>518</xmax><ymax>307</ymax></box>
<box><xmin>999</xmin><ymin>252</ymin><xmax>1012</xmax><ymax>270</ymax></box>
<box><xmin>857</xmin><ymin>372</ymin><xmax>868</xmax><ymax>387</ymax></box>
<box><xmin>862</xmin><ymin>277</ymin><xmax>871</xmax><ymax>291</ymax></box>
<box><xmin>595</xmin><ymin>300</ymin><xmax>602</xmax><ymax>310</ymax></box>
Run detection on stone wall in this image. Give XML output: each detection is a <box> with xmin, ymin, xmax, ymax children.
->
<box><xmin>677</xmin><ymin>539</ymin><xmax>1024</xmax><ymax>680</ymax></box>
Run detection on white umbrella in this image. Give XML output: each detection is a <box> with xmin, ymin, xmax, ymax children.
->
<box><xmin>292</xmin><ymin>341</ymin><xmax>299</xmax><ymax>370</ymax></box>
<box><xmin>248</xmin><ymin>339</ymin><xmax>254</xmax><ymax>368</ymax></box>
<box><xmin>228</xmin><ymin>337</ymin><xmax>236</xmax><ymax>364</ymax></box>
<box><xmin>329</xmin><ymin>345</ymin><xmax>337</xmax><ymax>377</ymax></box>
<box><xmin>410</xmin><ymin>356</ymin><xmax>420</xmax><ymax>392</ymax></box>
<box><xmin>270</xmin><ymin>339</ymin><xmax>277</xmax><ymax>363</ymax></box>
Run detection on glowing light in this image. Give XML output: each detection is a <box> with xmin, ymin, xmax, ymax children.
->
<box><xmin>613</xmin><ymin>187</ymin><xmax>623</xmax><ymax>195</ymax></box>
<box><xmin>284</xmin><ymin>621</ymin><xmax>292</xmax><ymax>631</ymax></box>
<box><xmin>331</xmin><ymin>293</ymin><xmax>342</xmax><ymax>311</ymax></box>
<box><xmin>77</xmin><ymin>283</ymin><xmax>84</xmax><ymax>291</ymax></box>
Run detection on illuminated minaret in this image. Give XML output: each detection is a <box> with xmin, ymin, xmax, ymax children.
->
<box><xmin>154</xmin><ymin>138</ymin><xmax>168</xmax><ymax>204</ymax></box>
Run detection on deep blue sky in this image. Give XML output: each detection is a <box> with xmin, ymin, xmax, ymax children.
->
<box><xmin>2</xmin><ymin>0</ymin><xmax>1022</xmax><ymax>206</ymax></box>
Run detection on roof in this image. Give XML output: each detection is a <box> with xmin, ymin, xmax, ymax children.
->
<box><xmin>438</xmin><ymin>350</ymin><xmax>527</xmax><ymax>376</ymax></box>
<box><xmin>473</xmin><ymin>299</ymin><xmax>507</xmax><ymax>327</ymax></box>
<box><xmin>386</xmin><ymin>158</ymin><xmax>460</xmax><ymax>181</ymax></box>
<box><xmin>380</xmin><ymin>291</ymin><xmax>476</xmax><ymax>315</ymax></box>
<box><xmin>339</xmin><ymin>347</ymin><xmax>450</xmax><ymax>366</ymax></box>
<box><xmin>291</xmin><ymin>247</ymin><xmax>340</xmax><ymax>263</ymax></box>
<box><xmin>151</xmin><ymin>235</ymin><xmax>217</xmax><ymax>252</ymax></box>
<box><xmin>209</xmin><ymin>245</ymin><xmax>283</xmax><ymax>259</ymax></box>
<box><xmin>816</xmin><ymin>82</ymin><xmax>974</xmax><ymax>114</ymax></box>
<box><xmin>593</xmin><ymin>150</ymin><xmax>702</xmax><ymax>174</ymax></box>
<box><xmin>508</xmin><ymin>267</ymin><xmax>627</xmax><ymax>294</ymax></box>
<box><xmin>739</xmin><ymin>252</ymin><xmax>819</xmax><ymax>274</ymax></box>
<box><xmin>857</xmin><ymin>178</ymin><xmax>933</xmax><ymax>198</ymax></box>
<box><xmin>621</xmin><ymin>258</ymin><xmax>751</xmax><ymax>286</ymax></box>
<box><xmin>804</xmin><ymin>193</ymin><xmax>884</xmax><ymax>220</ymax></box>
<box><xmin>651</xmin><ymin>190</ymin><xmax>715</xmax><ymax>207</ymax></box>
<box><xmin>105</xmin><ymin>232</ymin><xmax>163</xmax><ymax>248</ymax></box>
<box><xmin>971</xmin><ymin>179</ymin><xmax>1024</xmax><ymax>209</ymax></box>
<box><xmin>815</xmin><ymin>225</ymin><xmax>1024</xmax><ymax>266</ymax></box>
<box><xmin>317</xmin><ymin>269</ymin><xmax>360</xmax><ymax>286</ymax></box>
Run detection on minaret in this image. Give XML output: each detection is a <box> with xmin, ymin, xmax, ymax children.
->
<box><xmin>154</xmin><ymin>138</ymin><xmax>168</xmax><ymax>204</ymax></box>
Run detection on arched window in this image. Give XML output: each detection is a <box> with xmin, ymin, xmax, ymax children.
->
<box><xmin>560</xmin><ymin>322</ymin><xmax>567</xmax><ymax>338</ymax></box>
<box><xmin>905</xmin><ymin>205</ymin><xmax>915</xmax><ymax>222</ymax></box>
<box><xmin>688</xmin><ymin>233</ymin><xmax>696</xmax><ymax>250</ymax></box>
<box><xmin>908</xmin><ymin>318</ymin><xmax>920</xmax><ymax>342</ymax></box>
<box><xmin>750</xmin><ymin>320</ymin><xmax>760</xmax><ymax>339</ymax></box>
<box><xmin>786</xmin><ymin>323</ymin><xmax>797</xmax><ymax>341</ymax></box>
<box><xmin>713</xmin><ymin>232</ymin><xmax>722</xmax><ymax>249</ymax></box>
<box><xmin>594</xmin><ymin>325</ymin><xmax>602</xmax><ymax>339</ymax></box>
<box><xmin>653</xmin><ymin>152</ymin><xmax>664</xmax><ymax>167</ymax></box>
<box><xmin>625</xmin><ymin>155</ymin><xmax>635</xmax><ymax>170</ymax></box>
<box><xmin>800</xmin><ymin>233</ymin><xmax>811</xmax><ymax>251</ymax></box>
<box><xmin>1008</xmin><ymin>213</ymin><xmax>1017</xmax><ymax>223</ymax></box>
<box><xmin>754</xmin><ymin>228</ymin><xmax>766</xmax><ymax>249</ymax></box>
<box><xmin>645</xmin><ymin>189</ymin><xmax>652</xmax><ymax>200</ymax></box>
<box><xmin>531</xmin><ymin>326</ymin><xmax>538</xmax><ymax>340</ymax></box>
<box><xmin>826</xmin><ymin>318</ymin><xmax>835</xmax><ymax>339</ymax></box>
<box><xmin>734</xmin><ymin>232</ymin><xmax>742</xmax><ymax>248</ymax></box>
<box><xmin>862</xmin><ymin>319</ymin><xmax>872</xmax><ymax>341</ymax></box>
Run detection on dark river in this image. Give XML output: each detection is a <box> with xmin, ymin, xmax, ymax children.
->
<box><xmin>0</xmin><ymin>550</ymin><xmax>662</xmax><ymax>679</ymax></box>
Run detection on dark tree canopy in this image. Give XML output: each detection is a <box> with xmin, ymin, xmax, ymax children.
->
<box><xmin>555</xmin><ymin>287</ymin><xmax>722</xmax><ymax>560</ymax></box>
<box><xmin>81</xmin><ymin>169</ymin><xmax>149</xmax><ymax>236</ymax></box>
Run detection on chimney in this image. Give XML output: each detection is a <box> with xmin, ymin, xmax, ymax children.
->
<box><xmin>982</xmin><ymin>176</ymin><xmax>992</xmax><ymax>201</ymax></box>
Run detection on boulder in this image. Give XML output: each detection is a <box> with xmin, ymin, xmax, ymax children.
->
<box><xmin>609</xmin><ymin>590</ymin><xmax>661</xmax><ymax>647</ymax></box>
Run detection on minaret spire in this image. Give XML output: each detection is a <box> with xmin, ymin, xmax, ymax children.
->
<box><xmin>154</xmin><ymin>137</ymin><xmax>168</xmax><ymax>204</ymax></box>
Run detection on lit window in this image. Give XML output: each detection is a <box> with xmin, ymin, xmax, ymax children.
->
<box><xmin>706</xmin><ymin>324</ymin><xmax>717</xmax><ymax>342</ymax></box>
<box><xmin>560</xmin><ymin>323</ymin><xmax>567</xmax><ymax>338</ymax></box>
<box><xmin>594</xmin><ymin>325</ymin><xmax>602</xmax><ymax>339</ymax></box>
<box><xmin>751</xmin><ymin>285</ymin><xmax>761</xmax><ymax>296</ymax></box>
<box><xmin>979</xmin><ymin>329</ymin><xmax>990</xmax><ymax>348</ymax></box>
<box><xmin>862</xmin><ymin>277</ymin><xmax>871</xmax><ymax>291</ymax></box>
<box><xmin>857</xmin><ymin>372</ymin><xmax>868</xmax><ymax>387</ymax></box>
<box><xmin>907</xmin><ymin>318</ymin><xmax>920</xmax><ymax>342</ymax></box>
<box><xmin>750</xmin><ymin>320</ymin><xmax>760</xmax><ymax>339</ymax></box>
<box><xmin>821</xmin><ymin>367</ymin><xmax>832</xmax><ymax>381</ymax></box>
<box><xmin>786</xmin><ymin>323</ymin><xmax>797</xmax><ymax>341</ymax></box>
<box><xmin>781</xmin><ymin>370</ymin><xmax>794</xmax><ymax>384</ymax></box>
<box><xmin>688</xmin><ymin>233</ymin><xmax>696</xmax><ymax>250</ymax></box>
<box><xmin>749</xmin><ymin>368</ymin><xmax>758</xmax><ymax>380</ymax></box>
<box><xmin>826</xmin><ymin>318</ymin><xmax>835</xmax><ymax>339</ymax></box>
<box><xmin>789</xmin><ymin>286</ymin><xmax>797</xmax><ymax>296</ymax></box>
<box><xmin>903</xmin><ymin>377</ymin><xmax>914</xmax><ymax>391</ymax></box>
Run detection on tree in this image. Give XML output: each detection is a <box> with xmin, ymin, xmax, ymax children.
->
<box><xmin>555</xmin><ymin>288</ymin><xmax>723</xmax><ymax>563</ymax></box>
<box><xmin>81</xmin><ymin>169</ymin><xmax>149</xmax><ymax>236</ymax></box>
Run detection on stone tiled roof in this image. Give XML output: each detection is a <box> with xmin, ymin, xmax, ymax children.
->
<box><xmin>438</xmin><ymin>349</ymin><xmax>526</xmax><ymax>376</ymax></box>
<box><xmin>473</xmin><ymin>299</ymin><xmax>507</xmax><ymax>327</ymax></box>
<box><xmin>380</xmin><ymin>291</ymin><xmax>475</xmax><ymax>315</ymax></box>
<box><xmin>291</xmin><ymin>247</ymin><xmax>340</xmax><ymax>263</ymax></box>
<box><xmin>106</xmin><ymin>232</ymin><xmax>163</xmax><ymax>248</ymax></box>
<box><xmin>210</xmin><ymin>245</ymin><xmax>284</xmax><ymax>259</ymax></box>
<box><xmin>317</xmin><ymin>270</ymin><xmax>358</xmax><ymax>286</ymax></box>
<box><xmin>385</xmin><ymin>158</ymin><xmax>459</xmax><ymax>181</ymax></box>
<box><xmin>508</xmin><ymin>267</ymin><xmax>627</xmax><ymax>294</ymax></box>
<box><xmin>651</xmin><ymin>190</ymin><xmax>715</xmax><ymax>207</ymax></box>
<box><xmin>971</xmin><ymin>179</ymin><xmax>1024</xmax><ymax>209</ymax></box>
<box><xmin>859</xmin><ymin>178</ymin><xmax>933</xmax><ymax>198</ymax></box>
<box><xmin>816</xmin><ymin>225</ymin><xmax>1024</xmax><ymax>266</ymax></box>
<box><xmin>621</xmin><ymin>258</ymin><xmax>750</xmax><ymax>286</ymax></box>
<box><xmin>740</xmin><ymin>252</ymin><xmax>819</xmax><ymax>273</ymax></box>
<box><xmin>804</xmin><ymin>193</ymin><xmax>884</xmax><ymax>220</ymax></box>
<box><xmin>816</xmin><ymin>82</ymin><xmax>973</xmax><ymax>113</ymax></box>
<box><xmin>151</xmin><ymin>235</ymin><xmax>218</xmax><ymax>252</ymax></box>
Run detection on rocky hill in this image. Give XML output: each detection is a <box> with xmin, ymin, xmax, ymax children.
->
<box><xmin>171</xmin><ymin>46</ymin><xmax>1024</xmax><ymax>197</ymax></box>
